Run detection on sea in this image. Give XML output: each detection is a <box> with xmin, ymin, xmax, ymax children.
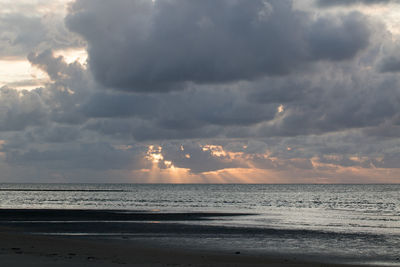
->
<box><xmin>0</xmin><ymin>183</ymin><xmax>399</xmax><ymax>266</ymax></box>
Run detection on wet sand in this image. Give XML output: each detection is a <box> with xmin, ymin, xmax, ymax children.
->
<box><xmin>0</xmin><ymin>209</ymin><xmax>368</xmax><ymax>266</ymax></box>
<box><xmin>0</xmin><ymin>208</ymin><xmax>255</xmax><ymax>221</ymax></box>
<box><xmin>0</xmin><ymin>230</ymin><xmax>367</xmax><ymax>267</ymax></box>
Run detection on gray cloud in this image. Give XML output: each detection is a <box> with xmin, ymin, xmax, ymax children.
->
<box><xmin>5</xmin><ymin>40</ymin><xmax>400</xmax><ymax>142</ymax></box>
<box><xmin>12</xmin><ymin>45</ymin><xmax>399</xmax><ymax>144</ymax></box>
<box><xmin>0</xmin><ymin>87</ymin><xmax>48</xmax><ymax>131</ymax></box>
<box><xmin>307</xmin><ymin>13</ymin><xmax>369</xmax><ymax>60</ymax></box>
<box><xmin>28</xmin><ymin>50</ymin><xmax>92</xmax><ymax>125</ymax></box>
<box><xmin>5</xmin><ymin>142</ymin><xmax>149</xmax><ymax>171</ymax></box>
<box><xmin>0</xmin><ymin>14</ymin><xmax>46</xmax><ymax>58</ymax></box>
<box><xmin>66</xmin><ymin>0</ymin><xmax>370</xmax><ymax>92</ymax></box>
<box><xmin>0</xmin><ymin>13</ymin><xmax>83</xmax><ymax>59</ymax></box>
<box><xmin>379</xmin><ymin>56</ymin><xmax>400</xmax><ymax>73</ymax></box>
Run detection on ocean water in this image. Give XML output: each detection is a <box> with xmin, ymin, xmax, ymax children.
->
<box><xmin>0</xmin><ymin>183</ymin><xmax>399</xmax><ymax>266</ymax></box>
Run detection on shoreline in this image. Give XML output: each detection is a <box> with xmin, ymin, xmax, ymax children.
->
<box><xmin>0</xmin><ymin>229</ymin><xmax>366</xmax><ymax>267</ymax></box>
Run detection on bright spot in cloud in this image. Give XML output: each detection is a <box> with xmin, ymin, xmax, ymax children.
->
<box><xmin>278</xmin><ymin>104</ymin><xmax>284</xmax><ymax>113</ymax></box>
<box><xmin>202</xmin><ymin>145</ymin><xmax>227</xmax><ymax>157</ymax></box>
<box><xmin>0</xmin><ymin>59</ymin><xmax>49</xmax><ymax>90</ymax></box>
<box><xmin>53</xmin><ymin>48</ymin><xmax>88</xmax><ymax>66</ymax></box>
<box><xmin>146</xmin><ymin>145</ymin><xmax>164</xmax><ymax>163</ymax></box>
<box><xmin>164</xmin><ymin>160</ymin><xmax>173</xmax><ymax>168</ymax></box>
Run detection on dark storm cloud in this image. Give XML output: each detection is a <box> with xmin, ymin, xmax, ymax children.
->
<box><xmin>82</xmin><ymin>87</ymin><xmax>278</xmax><ymax>135</ymax></box>
<box><xmin>80</xmin><ymin>65</ymin><xmax>400</xmax><ymax>142</ymax></box>
<box><xmin>81</xmin><ymin>93</ymin><xmax>158</xmax><ymax>119</ymax></box>
<box><xmin>154</xmin><ymin>89</ymin><xmax>277</xmax><ymax>128</ymax></box>
<box><xmin>246</xmin><ymin>77</ymin><xmax>312</xmax><ymax>104</ymax></box>
<box><xmin>22</xmin><ymin>51</ymin><xmax>275</xmax><ymax>139</ymax></box>
<box><xmin>249</xmin><ymin>58</ymin><xmax>400</xmax><ymax>137</ymax></box>
<box><xmin>307</xmin><ymin>13</ymin><xmax>369</xmax><ymax>61</ymax></box>
<box><xmin>5</xmin><ymin>46</ymin><xmax>400</xmax><ymax>144</ymax></box>
<box><xmin>316</xmin><ymin>0</ymin><xmax>394</xmax><ymax>7</ymax></box>
<box><xmin>84</xmin><ymin>118</ymin><xmax>222</xmax><ymax>141</ymax></box>
<box><xmin>66</xmin><ymin>0</ymin><xmax>370</xmax><ymax>92</ymax></box>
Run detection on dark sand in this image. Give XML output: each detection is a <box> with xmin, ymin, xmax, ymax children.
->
<box><xmin>0</xmin><ymin>230</ymin><xmax>369</xmax><ymax>267</ymax></box>
<box><xmin>0</xmin><ymin>209</ymin><xmax>368</xmax><ymax>266</ymax></box>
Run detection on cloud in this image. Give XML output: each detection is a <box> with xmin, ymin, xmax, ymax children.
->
<box><xmin>0</xmin><ymin>0</ymin><xmax>399</xmax><ymax>183</ymax></box>
<box><xmin>316</xmin><ymin>0</ymin><xmax>394</xmax><ymax>7</ymax></box>
<box><xmin>27</xmin><ymin>50</ymin><xmax>92</xmax><ymax>125</ymax></box>
<box><xmin>66</xmin><ymin>0</ymin><xmax>370</xmax><ymax>92</ymax></box>
<box><xmin>379</xmin><ymin>56</ymin><xmax>400</xmax><ymax>73</ymax></box>
<box><xmin>307</xmin><ymin>12</ymin><xmax>369</xmax><ymax>60</ymax></box>
<box><xmin>0</xmin><ymin>14</ymin><xmax>46</xmax><ymax>58</ymax></box>
<box><xmin>5</xmin><ymin>142</ymin><xmax>150</xmax><ymax>171</ymax></box>
<box><xmin>0</xmin><ymin>86</ymin><xmax>48</xmax><ymax>131</ymax></box>
<box><xmin>0</xmin><ymin>12</ymin><xmax>83</xmax><ymax>59</ymax></box>
<box><xmin>161</xmin><ymin>143</ymin><xmax>242</xmax><ymax>173</ymax></box>
<box><xmin>11</xmin><ymin>46</ymin><xmax>399</xmax><ymax>144</ymax></box>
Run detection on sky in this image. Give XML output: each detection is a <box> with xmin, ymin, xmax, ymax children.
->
<box><xmin>0</xmin><ymin>0</ymin><xmax>399</xmax><ymax>183</ymax></box>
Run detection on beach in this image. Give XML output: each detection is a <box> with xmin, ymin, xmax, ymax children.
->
<box><xmin>0</xmin><ymin>184</ymin><xmax>398</xmax><ymax>266</ymax></box>
<box><xmin>0</xmin><ymin>226</ymin><xmax>366</xmax><ymax>267</ymax></box>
